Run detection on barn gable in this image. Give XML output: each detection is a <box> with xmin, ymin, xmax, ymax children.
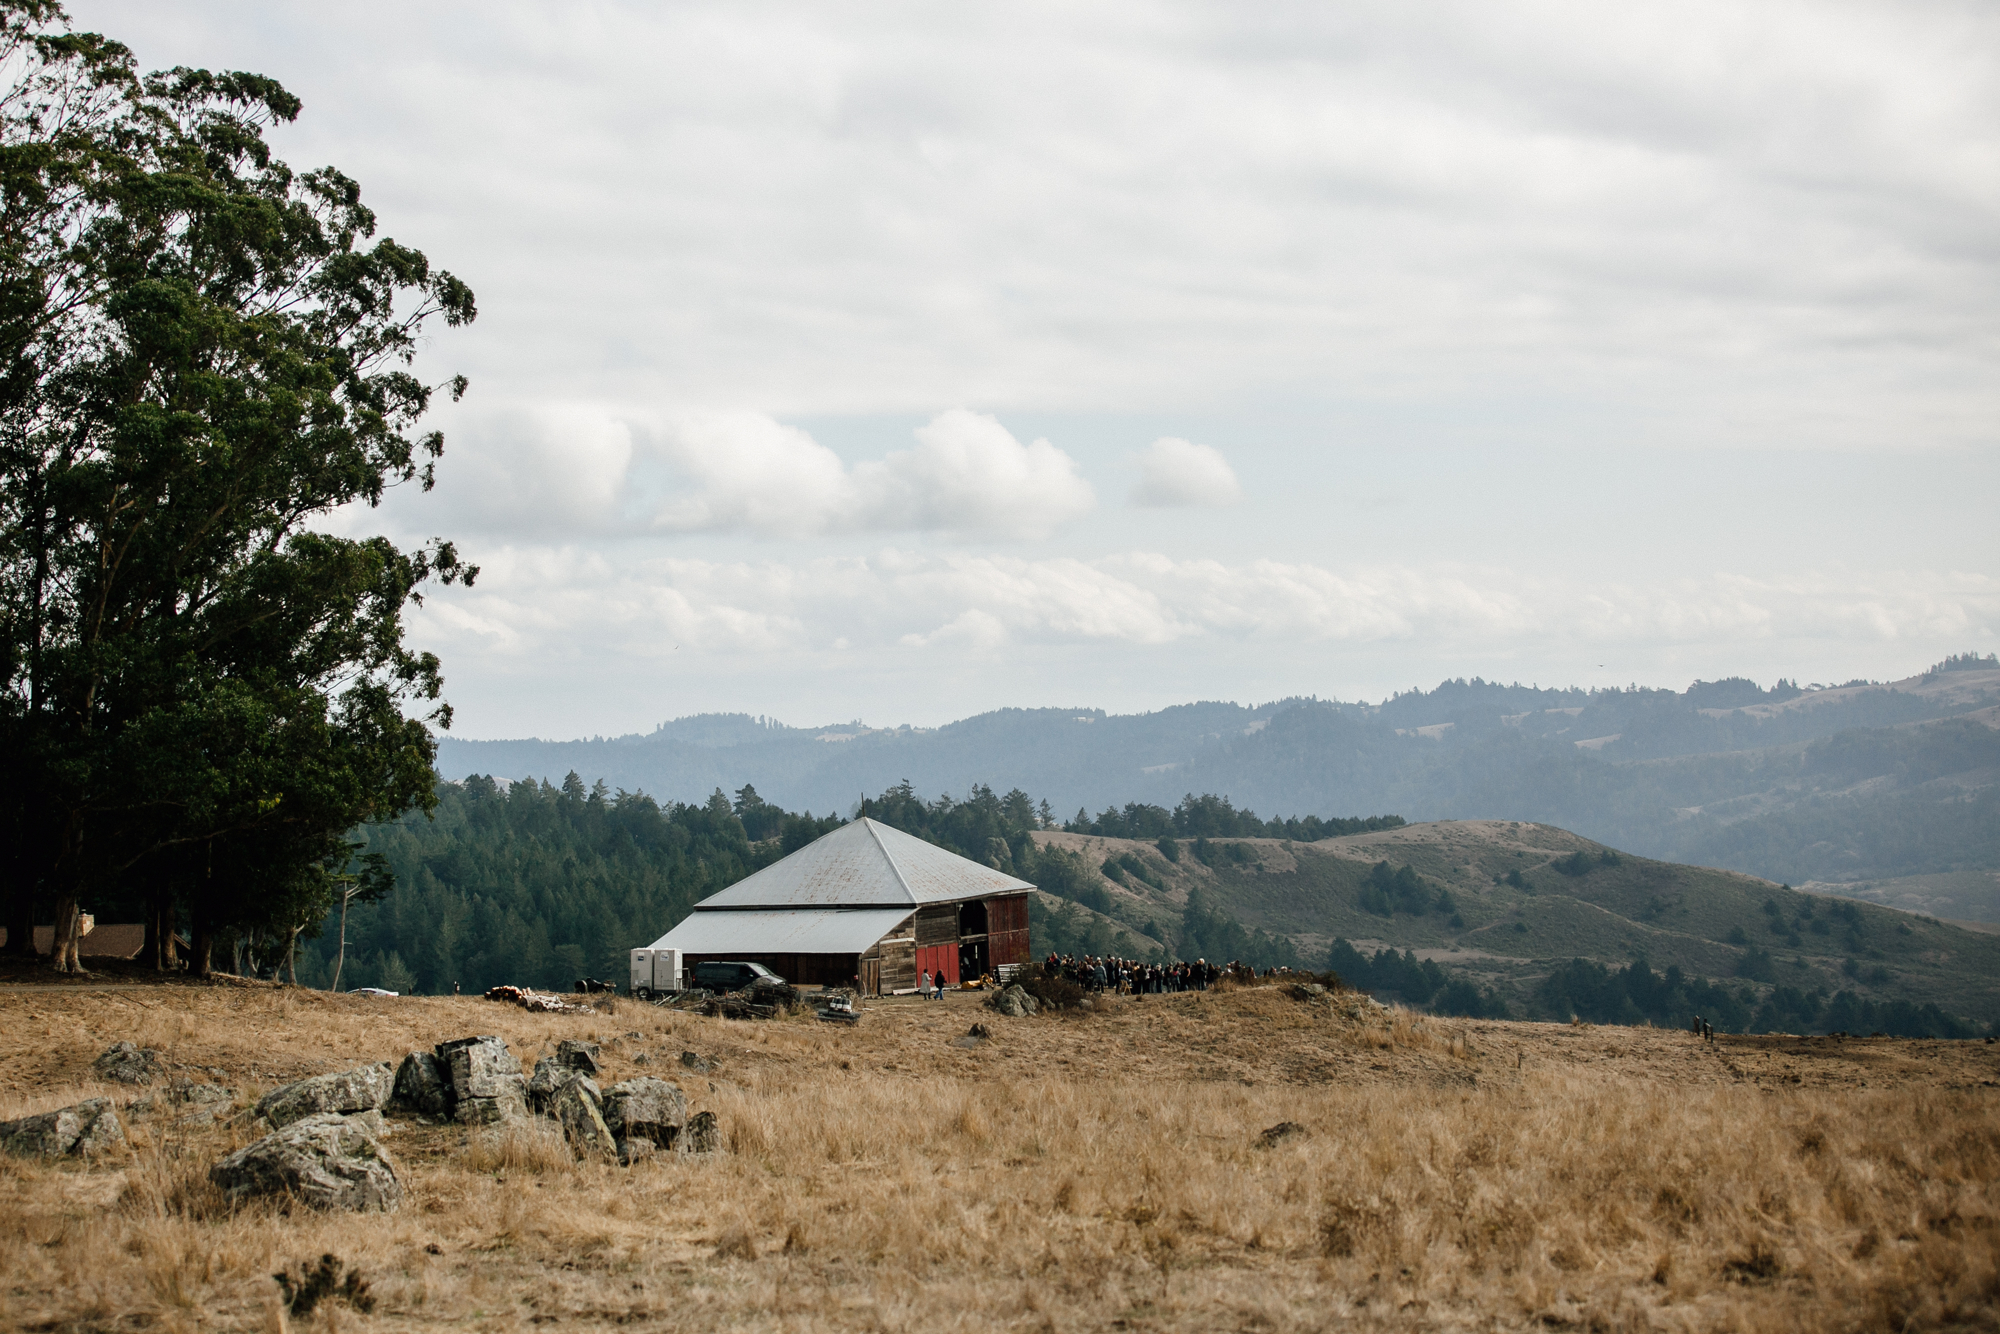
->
<box><xmin>693</xmin><ymin>817</ymin><xmax>1032</xmax><ymax>909</ymax></box>
<box><xmin>642</xmin><ymin>817</ymin><xmax>1034</xmax><ymax>994</ymax></box>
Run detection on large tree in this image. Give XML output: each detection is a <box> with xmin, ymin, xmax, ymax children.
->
<box><xmin>0</xmin><ymin>1</ymin><xmax>475</xmax><ymax>973</ymax></box>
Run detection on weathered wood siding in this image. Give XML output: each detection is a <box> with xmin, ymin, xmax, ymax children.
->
<box><xmin>876</xmin><ymin>935</ymin><xmax>917</xmax><ymax>993</ymax></box>
<box><xmin>987</xmin><ymin>893</ymin><xmax>1031</xmax><ymax>966</ymax></box>
<box><xmin>913</xmin><ymin>904</ymin><xmax>958</xmax><ymax>947</ymax></box>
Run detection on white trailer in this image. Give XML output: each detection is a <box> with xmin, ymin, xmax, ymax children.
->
<box><xmin>629</xmin><ymin>947</ymin><xmax>683</xmax><ymax>998</ymax></box>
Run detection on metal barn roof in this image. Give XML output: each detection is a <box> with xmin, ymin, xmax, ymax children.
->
<box><xmin>646</xmin><ymin>907</ymin><xmax>914</xmax><ymax>955</ymax></box>
<box><xmin>693</xmin><ymin>817</ymin><xmax>1034</xmax><ymax>911</ymax></box>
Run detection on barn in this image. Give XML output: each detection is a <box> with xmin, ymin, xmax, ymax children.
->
<box><xmin>641</xmin><ymin>817</ymin><xmax>1034</xmax><ymax>995</ymax></box>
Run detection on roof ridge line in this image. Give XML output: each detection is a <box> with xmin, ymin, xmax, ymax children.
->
<box><xmin>862</xmin><ymin>817</ymin><xmax>919</xmax><ymax>904</ymax></box>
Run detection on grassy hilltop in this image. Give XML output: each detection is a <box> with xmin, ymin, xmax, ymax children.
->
<box><xmin>3</xmin><ymin>982</ymin><xmax>1997</xmax><ymax>1332</ymax></box>
<box><xmin>1031</xmin><ymin>821</ymin><xmax>2000</xmax><ymax>1031</ymax></box>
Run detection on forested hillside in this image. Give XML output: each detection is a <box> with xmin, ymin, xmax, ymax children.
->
<box><xmin>436</xmin><ymin>657</ymin><xmax>2000</xmax><ymax>916</ymax></box>
<box><xmin>308</xmin><ymin>768</ymin><xmax>1997</xmax><ymax>1038</ymax></box>
<box><xmin>306</xmin><ymin>778</ymin><xmax>1330</xmax><ymax>994</ymax></box>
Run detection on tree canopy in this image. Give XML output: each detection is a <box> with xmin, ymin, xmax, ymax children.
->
<box><xmin>0</xmin><ymin>1</ymin><xmax>474</xmax><ymax>973</ymax></box>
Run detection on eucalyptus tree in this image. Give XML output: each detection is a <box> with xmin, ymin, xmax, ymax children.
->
<box><xmin>0</xmin><ymin>1</ymin><xmax>475</xmax><ymax>972</ymax></box>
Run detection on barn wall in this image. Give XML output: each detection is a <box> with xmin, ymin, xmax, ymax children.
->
<box><xmin>987</xmin><ymin>893</ymin><xmax>1031</xmax><ymax>967</ymax></box>
<box><xmin>913</xmin><ymin>905</ymin><xmax>957</xmax><ymax>948</ymax></box>
<box><xmin>878</xmin><ymin>936</ymin><xmax>916</xmax><ymax>993</ymax></box>
<box><xmin>916</xmin><ymin>943</ymin><xmax>959</xmax><ymax>987</ymax></box>
<box><xmin>988</xmin><ymin>895</ymin><xmax>1029</xmax><ymax>935</ymax></box>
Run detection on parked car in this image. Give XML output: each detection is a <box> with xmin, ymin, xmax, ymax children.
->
<box><xmin>350</xmin><ymin>987</ymin><xmax>399</xmax><ymax>997</ymax></box>
<box><xmin>690</xmin><ymin>960</ymin><xmax>783</xmax><ymax>993</ymax></box>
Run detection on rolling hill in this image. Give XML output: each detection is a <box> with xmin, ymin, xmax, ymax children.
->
<box><xmin>435</xmin><ymin>658</ymin><xmax>2000</xmax><ymax>915</ymax></box>
<box><xmin>1024</xmin><ymin>819</ymin><xmax>2000</xmax><ymax>1033</ymax></box>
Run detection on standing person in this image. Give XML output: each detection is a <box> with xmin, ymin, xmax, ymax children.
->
<box><xmin>920</xmin><ymin>968</ymin><xmax>931</xmax><ymax>1000</ymax></box>
<box><xmin>933</xmin><ymin>969</ymin><xmax>946</xmax><ymax>1000</ymax></box>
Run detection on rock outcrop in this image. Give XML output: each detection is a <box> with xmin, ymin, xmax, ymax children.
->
<box><xmin>987</xmin><ymin>984</ymin><xmax>1039</xmax><ymax>1018</ymax></box>
<box><xmin>256</xmin><ymin>1063</ymin><xmax>395</xmax><ymax>1129</ymax></box>
<box><xmin>525</xmin><ymin>1057</ymin><xmax>576</xmax><ymax>1114</ymax></box>
<box><xmin>437</xmin><ymin>1036</ymin><xmax>528</xmax><ymax>1125</ymax></box>
<box><xmin>391</xmin><ymin>1051</ymin><xmax>449</xmax><ymax>1117</ymax></box>
<box><xmin>681</xmin><ymin>1109</ymin><xmax>720</xmax><ymax>1155</ymax></box>
<box><xmin>210</xmin><ymin>1112</ymin><xmax>402</xmax><ymax>1212</ymax></box>
<box><xmin>554</xmin><ymin>1039</ymin><xmax>601</xmax><ymax>1075</ymax></box>
<box><xmin>601</xmin><ymin>1077</ymin><xmax>686</xmax><ymax>1151</ymax></box>
<box><xmin>0</xmin><ymin>1098</ymin><xmax>124</xmax><ymax>1158</ymax></box>
<box><xmin>93</xmin><ymin>1041</ymin><xmax>160</xmax><ymax>1085</ymax></box>
<box><xmin>550</xmin><ymin>1076</ymin><xmax>617</xmax><ymax>1161</ymax></box>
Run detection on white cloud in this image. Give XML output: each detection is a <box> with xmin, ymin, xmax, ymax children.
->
<box><xmin>1131</xmin><ymin>438</ymin><xmax>1243</xmax><ymax>507</ymax></box>
<box><xmin>402</xmin><ymin>543</ymin><xmax>2000</xmax><ymax>731</ymax></box>
<box><xmin>651</xmin><ymin>409</ymin><xmax>1094</xmax><ymax>539</ymax></box>
<box><xmin>447</xmin><ymin>405</ymin><xmax>635</xmax><ymax>538</ymax></box>
<box><xmin>419</xmin><ymin>548</ymin><xmax>2000</xmax><ymax>663</ymax></box>
<box><xmin>649</xmin><ymin>414</ymin><xmax>851</xmax><ymax>537</ymax></box>
<box><xmin>79</xmin><ymin>2</ymin><xmax>2000</xmax><ymax>445</ymax></box>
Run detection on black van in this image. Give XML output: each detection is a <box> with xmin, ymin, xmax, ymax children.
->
<box><xmin>690</xmin><ymin>960</ymin><xmax>783</xmax><ymax>993</ymax></box>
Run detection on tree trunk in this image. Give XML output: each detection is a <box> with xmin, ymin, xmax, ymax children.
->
<box><xmin>285</xmin><ymin>928</ymin><xmax>300</xmax><ymax>984</ymax></box>
<box><xmin>331</xmin><ymin>890</ymin><xmax>351</xmax><ymax>992</ymax></box>
<box><xmin>49</xmin><ymin>895</ymin><xmax>83</xmax><ymax>974</ymax></box>
<box><xmin>189</xmin><ymin>903</ymin><xmax>213</xmax><ymax>979</ymax></box>
<box><xmin>145</xmin><ymin>889</ymin><xmax>179</xmax><ymax>971</ymax></box>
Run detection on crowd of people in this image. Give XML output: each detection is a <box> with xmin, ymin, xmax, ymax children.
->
<box><xmin>1040</xmin><ymin>952</ymin><xmax>1260</xmax><ymax>994</ymax></box>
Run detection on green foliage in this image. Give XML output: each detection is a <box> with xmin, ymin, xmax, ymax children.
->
<box><xmin>1178</xmin><ymin>887</ymin><xmax>1299</xmax><ymax>968</ymax></box>
<box><xmin>300</xmin><ymin>775</ymin><xmax>811</xmax><ymax>993</ymax></box>
<box><xmin>1737</xmin><ymin>947</ymin><xmax>1776</xmax><ymax>982</ymax></box>
<box><xmin>1535</xmin><ymin>957</ymin><xmax>1752</xmax><ymax>1030</ymax></box>
<box><xmin>1069</xmin><ymin>792</ymin><xmax>1405</xmax><ymax>841</ymax></box>
<box><xmin>1533</xmin><ymin>955</ymin><xmax>1980</xmax><ymax>1037</ymax></box>
<box><xmin>0</xmin><ymin>3</ymin><xmax>474</xmax><ymax>969</ymax></box>
<box><xmin>1103</xmin><ymin>852</ymin><xmax>1162</xmax><ymax>891</ymax></box>
<box><xmin>1324</xmin><ymin>937</ymin><xmax>1446</xmax><ymax>1004</ymax></box>
<box><xmin>1554</xmin><ymin>849</ymin><xmax>1621</xmax><ymax>877</ymax></box>
<box><xmin>1357</xmin><ymin>860</ymin><xmax>1448</xmax><ymax>917</ymax></box>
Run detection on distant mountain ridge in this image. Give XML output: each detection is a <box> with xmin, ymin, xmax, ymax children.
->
<box><xmin>438</xmin><ymin>656</ymin><xmax>2000</xmax><ymax>916</ymax></box>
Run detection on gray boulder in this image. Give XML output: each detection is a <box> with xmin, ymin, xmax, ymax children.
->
<box><xmin>391</xmin><ymin>1051</ymin><xmax>449</xmax><ymax>1117</ymax></box>
<box><xmin>988</xmin><ymin>984</ymin><xmax>1038</xmax><ymax>1018</ymax></box>
<box><xmin>617</xmin><ymin>1136</ymin><xmax>657</xmax><ymax>1167</ymax></box>
<box><xmin>525</xmin><ymin>1057</ymin><xmax>574</xmax><ymax>1113</ymax></box>
<box><xmin>0</xmin><ymin>1097</ymin><xmax>124</xmax><ymax>1158</ymax></box>
<box><xmin>680</xmin><ymin>1109</ymin><xmax>720</xmax><ymax>1155</ymax></box>
<box><xmin>93</xmin><ymin>1041</ymin><xmax>160</xmax><ymax>1085</ymax></box>
<box><xmin>437</xmin><ymin>1036</ymin><xmax>528</xmax><ymax>1125</ymax></box>
<box><xmin>551</xmin><ymin>1077</ymin><xmax>616</xmax><ymax>1161</ymax></box>
<box><xmin>209</xmin><ymin>1112</ymin><xmax>402</xmax><ymax>1212</ymax></box>
<box><xmin>601</xmin><ymin>1077</ymin><xmax>686</xmax><ymax>1149</ymax></box>
<box><xmin>554</xmin><ymin>1039</ymin><xmax>601</xmax><ymax>1075</ymax></box>
<box><xmin>256</xmin><ymin>1063</ymin><xmax>394</xmax><ymax>1129</ymax></box>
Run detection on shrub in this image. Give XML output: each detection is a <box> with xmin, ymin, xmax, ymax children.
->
<box><xmin>1017</xmin><ymin>963</ymin><xmax>1087</xmax><ymax>1012</ymax></box>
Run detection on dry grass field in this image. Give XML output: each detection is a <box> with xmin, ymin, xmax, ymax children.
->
<box><xmin>2</xmin><ymin>979</ymin><xmax>1997</xmax><ymax>1333</ymax></box>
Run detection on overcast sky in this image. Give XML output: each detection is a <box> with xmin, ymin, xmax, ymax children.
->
<box><xmin>78</xmin><ymin>2</ymin><xmax>1999</xmax><ymax>736</ymax></box>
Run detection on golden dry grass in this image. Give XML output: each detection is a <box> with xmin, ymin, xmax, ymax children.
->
<box><xmin>1</xmin><ymin>981</ymin><xmax>1996</xmax><ymax>1332</ymax></box>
